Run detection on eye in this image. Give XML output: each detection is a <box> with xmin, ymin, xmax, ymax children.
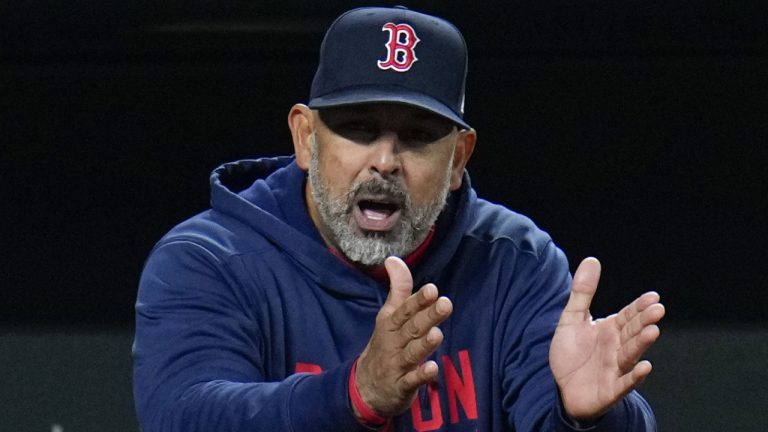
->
<box><xmin>318</xmin><ymin>108</ymin><xmax>380</xmax><ymax>143</ymax></box>
<box><xmin>331</xmin><ymin>121</ymin><xmax>379</xmax><ymax>143</ymax></box>
<box><xmin>398</xmin><ymin>122</ymin><xmax>454</xmax><ymax>149</ymax></box>
<box><xmin>399</xmin><ymin>128</ymin><xmax>440</xmax><ymax>148</ymax></box>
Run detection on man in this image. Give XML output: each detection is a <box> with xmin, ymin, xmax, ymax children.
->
<box><xmin>133</xmin><ymin>6</ymin><xmax>665</xmax><ymax>431</ymax></box>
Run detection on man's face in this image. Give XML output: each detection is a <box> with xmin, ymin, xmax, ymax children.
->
<box><xmin>305</xmin><ymin>104</ymin><xmax>464</xmax><ymax>266</ymax></box>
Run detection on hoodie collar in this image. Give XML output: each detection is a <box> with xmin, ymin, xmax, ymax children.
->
<box><xmin>209</xmin><ymin>157</ymin><xmax>476</xmax><ymax>295</ymax></box>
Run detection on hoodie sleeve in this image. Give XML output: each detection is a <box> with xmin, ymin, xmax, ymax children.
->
<box><xmin>132</xmin><ymin>239</ymin><xmax>367</xmax><ymax>432</ymax></box>
<box><xmin>500</xmin><ymin>241</ymin><xmax>657</xmax><ymax>431</ymax></box>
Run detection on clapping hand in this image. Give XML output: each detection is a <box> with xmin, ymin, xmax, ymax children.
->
<box><xmin>549</xmin><ymin>257</ymin><xmax>666</xmax><ymax>422</ymax></box>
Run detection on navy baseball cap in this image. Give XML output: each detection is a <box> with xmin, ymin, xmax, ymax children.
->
<box><xmin>308</xmin><ymin>6</ymin><xmax>471</xmax><ymax>129</ymax></box>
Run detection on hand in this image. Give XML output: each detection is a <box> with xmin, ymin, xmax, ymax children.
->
<box><xmin>549</xmin><ymin>257</ymin><xmax>666</xmax><ymax>422</ymax></box>
<box><xmin>355</xmin><ymin>256</ymin><xmax>453</xmax><ymax>418</ymax></box>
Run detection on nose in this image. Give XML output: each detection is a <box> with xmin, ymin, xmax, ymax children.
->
<box><xmin>368</xmin><ymin>131</ymin><xmax>401</xmax><ymax>177</ymax></box>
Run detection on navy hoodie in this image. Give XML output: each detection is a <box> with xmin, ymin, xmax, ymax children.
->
<box><xmin>133</xmin><ymin>157</ymin><xmax>656</xmax><ymax>431</ymax></box>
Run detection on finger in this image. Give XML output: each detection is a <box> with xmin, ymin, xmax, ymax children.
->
<box><xmin>616</xmin><ymin>360</ymin><xmax>653</xmax><ymax>399</ymax></box>
<box><xmin>381</xmin><ymin>256</ymin><xmax>414</xmax><ymax>316</ymax></box>
<box><xmin>400</xmin><ymin>296</ymin><xmax>452</xmax><ymax>341</ymax></box>
<box><xmin>618</xmin><ymin>324</ymin><xmax>661</xmax><ymax>371</ymax></box>
<box><xmin>615</xmin><ymin>291</ymin><xmax>661</xmax><ymax>330</ymax></box>
<box><xmin>389</xmin><ymin>283</ymin><xmax>439</xmax><ymax>330</ymax></box>
<box><xmin>400</xmin><ymin>360</ymin><xmax>440</xmax><ymax>393</ymax></box>
<box><xmin>619</xmin><ymin>301</ymin><xmax>666</xmax><ymax>346</ymax></box>
<box><xmin>401</xmin><ymin>326</ymin><xmax>444</xmax><ymax>366</ymax></box>
<box><xmin>560</xmin><ymin>257</ymin><xmax>601</xmax><ymax>324</ymax></box>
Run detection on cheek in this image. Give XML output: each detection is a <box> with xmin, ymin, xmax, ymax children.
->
<box><xmin>316</xmin><ymin>143</ymin><xmax>366</xmax><ymax>192</ymax></box>
<box><xmin>402</xmin><ymin>154</ymin><xmax>453</xmax><ymax>204</ymax></box>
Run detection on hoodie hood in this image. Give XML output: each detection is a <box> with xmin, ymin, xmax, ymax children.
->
<box><xmin>208</xmin><ymin>156</ymin><xmax>476</xmax><ymax>298</ymax></box>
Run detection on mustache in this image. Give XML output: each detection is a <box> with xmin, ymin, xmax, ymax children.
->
<box><xmin>347</xmin><ymin>177</ymin><xmax>408</xmax><ymax>206</ymax></box>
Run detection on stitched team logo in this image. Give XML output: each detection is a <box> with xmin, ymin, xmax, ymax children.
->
<box><xmin>377</xmin><ymin>23</ymin><xmax>420</xmax><ymax>72</ymax></box>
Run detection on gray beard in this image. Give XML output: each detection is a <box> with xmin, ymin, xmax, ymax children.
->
<box><xmin>308</xmin><ymin>135</ymin><xmax>452</xmax><ymax>266</ymax></box>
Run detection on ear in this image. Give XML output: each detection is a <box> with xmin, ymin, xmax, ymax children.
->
<box><xmin>288</xmin><ymin>104</ymin><xmax>315</xmax><ymax>171</ymax></box>
<box><xmin>449</xmin><ymin>128</ymin><xmax>477</xmax><ymax>191</ymax></box>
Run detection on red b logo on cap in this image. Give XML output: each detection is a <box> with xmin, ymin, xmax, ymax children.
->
<box><xmin>377</xmin><ymin>23</ymin><xmax>420</xmax><ymax>72</ymax></box>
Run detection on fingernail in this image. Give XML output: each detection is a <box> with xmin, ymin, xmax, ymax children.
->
<box><xmin>436</xmin><ymin>298</ymin><xmax>448</xmax><ymax>314</ymax></box>
<box><xmin>427</xmin><ymin>326</ymin><xmax>442</xmax><ymax>343</ymax></box>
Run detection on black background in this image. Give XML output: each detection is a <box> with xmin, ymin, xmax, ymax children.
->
<box><xmin>2</xmin><ymin>0</ymin><xmax>767</xmax><ymax>326</ymax></box>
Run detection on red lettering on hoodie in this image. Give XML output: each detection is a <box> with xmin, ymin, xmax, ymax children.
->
<box><xmin>443</xmin><ymin>350</ymin><xmax>478</xmax><ymax>423</ymax></box>
<box><xmin>297</xmin><ymin>349</ymin><xmax>478</xmax><ymax>430</ymax></box>
<box><xmin>411</xmin><ymin>382</ymin><xmax>444</xmax><ymax>431</ymax></box>
<box><xmin>295</xmin><ymin>362</ymin><xmax>323</xmax><ymax>374</ymax></box>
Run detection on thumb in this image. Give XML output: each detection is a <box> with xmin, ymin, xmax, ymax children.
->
<box><xmin>560</xmin><ymin>257</ymin><xmax>601</xmax><ymax>324</ymax></box>
<box><xmin>383</xmin><ymin>256</ymin><xmax>414</xmax><ymax>311</ymax></box>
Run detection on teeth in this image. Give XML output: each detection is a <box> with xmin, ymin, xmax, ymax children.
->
<box><xmin>363</xmin><ymin>208</ymin><xmax>390</xmax><ymax>220</ymax></box>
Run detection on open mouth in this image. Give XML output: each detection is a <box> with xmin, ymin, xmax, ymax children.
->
<box><xmin>353</xmin><ymin>199</ymin><xmax>402</xmax><ymax>231</ymax></box>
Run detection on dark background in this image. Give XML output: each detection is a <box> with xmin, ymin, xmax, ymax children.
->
<box><xmin>3</xmin><ymin>0</ymin><xmax>766</xmax><ymax>326</ymax></box>
<box><xmin>1</xmin><ymin>1</ymin><xmax>767</xmax><ymax>430</ymax></box>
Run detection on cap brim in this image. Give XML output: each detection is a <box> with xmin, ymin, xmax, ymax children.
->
<box><xmin>308</xmin><ymin>86</ymin><xmax>470</xmax><ymax>130</ymax></box>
